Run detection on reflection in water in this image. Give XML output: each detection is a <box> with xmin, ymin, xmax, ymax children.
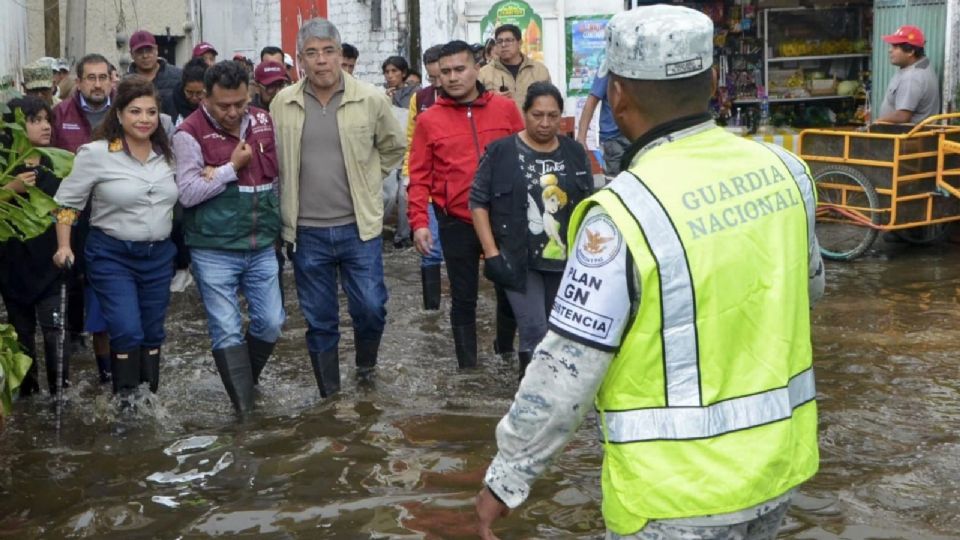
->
<box><xmin>1</xmin><ymin>246</ymin><xmax>959</xmax><ymax>538</ymax></box>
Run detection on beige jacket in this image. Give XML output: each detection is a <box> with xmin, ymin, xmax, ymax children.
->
<box><xmin>478</xmin><ymin>55</ymin><xmax>551</xmax><ymax>110</ymax></box>
<box><xmin>271</xmin><ymin>73</ymin><xmax>405</xmax><ymax>243</ymax></box>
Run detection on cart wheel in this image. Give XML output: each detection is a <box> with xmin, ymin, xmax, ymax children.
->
<box><xmin>812</xmin><ymin>165</ymin><xmax>879</xmax><ymax>261</ymax></box>
<box><xmin>892</xmin><ymin>223</ymin><xmax>949</xmax><ymax>245</ymax></box>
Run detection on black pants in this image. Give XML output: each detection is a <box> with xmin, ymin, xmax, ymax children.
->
<box><xmin>436</xmin><ymin>210</ymin><xmax>482</xmax><ymax>327</ymax></box>
<box><xmin>3</xmin><ymin>285</ymin><xmax>68</xmax><ymax>395</ymax></box>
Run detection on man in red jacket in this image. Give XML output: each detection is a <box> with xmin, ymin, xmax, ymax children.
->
<box><xmin>408</xmin><ymin>40</ymin><xmax>523</xmax><ymax>368</ymax></box>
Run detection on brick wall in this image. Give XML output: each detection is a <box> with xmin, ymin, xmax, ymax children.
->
<box><xmin>327</xmin><ymin>0</ymin><xmax>408</xmax><ymax>88</ymax></box>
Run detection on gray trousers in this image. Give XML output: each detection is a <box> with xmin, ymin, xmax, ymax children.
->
<box><xmin>601</xmin><ymin>135</ymin><xmax>631</xmax><ymax>177</ymax></box>
<box><xmin>502</xmin><ymin>270</ymin><xmax>562</xmax><ymax>353</ymax></box>
<box><xmin>608</xmin><ymin>499</ymin><xmax>790</xmax><ymax>540</ymax></box>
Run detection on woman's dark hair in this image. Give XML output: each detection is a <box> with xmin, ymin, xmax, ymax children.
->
<box><xmin>523</xmin><ymin>81</ymin><xmax>563</xmax><ymax>113</ymax></box>
<box><xmin>382</xmin><ymin>55</ymin><xmax>410</xmax><ymax>77</ymax></box>
<box><xmin>1</xmin><ymin>96</ymin><xmax>53</xmax><ymax>148</ymax></box>
<box><xmin>182</xmin><ymin>57</ymin><xmax>208</xmax><ymax>85</ymax></box>
<box><xmin>94</xmin><ymin>75</ymin><xmax>173</xmax><ymax>162</ymax></box>
<box><xmin>204</xmin><ymin>60</ymin><xmax>250</xmax><ymax>94</ymax></box>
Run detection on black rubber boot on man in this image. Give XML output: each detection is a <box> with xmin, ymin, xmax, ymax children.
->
<box><xmin>95</xmin><ymin>354</ymin><xmax>111</xmax><ymax>384</ymax></box>
<box><xmin>111</xmin><ymin>349</ymin><xmax>141</xmax><ymax>398</ymax></box>
<box><xmin>421</xmin><ymin>265</ymin><xmax>441</xmax><ymax>310</ymax></box>
<box><xmin>310</xmin><ymin>350</ymin><xmax>341</xmax><ymax>398</ymax></box>
<box><xmin>355</xmin><ymin>339</ymin><xmax>380</xmax><ymax>383</ymax></box>
<box><xmin>452</xmin><ymin>323</ymin><xmax>478</xmax><ymax>369</ymax></box>
<box><xmin>140</xmin><ymin>347</ymin><xmax>161</xmax><ymax>393</ymax></box>
<box><xmin>246</xmin><ymin>333</ymin><xmax>276</xmax><ymax>386</ymax></box>
<box><xmin>212</xmin><ymin>344</ymin><xmax>255</xmax><ymax>414</ymax></box>
<box><xmin>518</xmin><ymin>351</ymin><xmax>532</xmax><ymax>381</ymax></box>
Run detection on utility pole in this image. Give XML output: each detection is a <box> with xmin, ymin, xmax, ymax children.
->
<box><xmin>44</xmin><ymin>0</ymin><xmax>61</xmax><ymax>57</ymax></box>
<box><xmin>64</xmin><ymin>0</ymin><xmax>88</xmax><ymax>63</ymax></box>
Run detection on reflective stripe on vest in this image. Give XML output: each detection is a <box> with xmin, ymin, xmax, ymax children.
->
<box><xmin>601</xmin><ymin>146</ymin><xmax>817</xmax><ymax>443</ymax></box>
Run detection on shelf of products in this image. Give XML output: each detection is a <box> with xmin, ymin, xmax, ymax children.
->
<box><xmin>768</xmin><ymin>53</ymin><xmax>870</xmax><ymax>63</ymax></box>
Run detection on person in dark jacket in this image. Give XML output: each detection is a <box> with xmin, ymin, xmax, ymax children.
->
<box><xmin>161</xmin><ymin>57</ymin><xmax>208</xmax><ymax>127</ymax></box>
<box><xmin>407</xmin><ymin>40</ymin><xmax>524</xmax><ymax>369</ymax></box>
<box><xmin>127</xmin><ymin>30</ymin><xmax>182</xmax><ymax>101</ymax></box>
<box><xmin>470</xmin><ymin>82</ymin><xmax>594</xmax><ymax>379</ymax></box>
<box><xmin>0</xmin><ymin>97</ymin><xmax>70</xmax><ymax>397</ymax></box>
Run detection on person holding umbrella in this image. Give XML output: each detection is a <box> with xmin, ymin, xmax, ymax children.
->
<box><xmin>0</xmin><ymin>96</ymin><xmax>71</xmax><ymax>398</ymax></box>
<box><xmin>52</xmin><ymin>76</ymin><xmax>179</xmax><ymax>401</ymax></box>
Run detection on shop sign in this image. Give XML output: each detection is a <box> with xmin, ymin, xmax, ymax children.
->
<box><xmin>565</xmin><ymin>15</ymin><xmax>612</xmax><ymax>96</ymax></box>
<box><xmin>481</xmin><ymin>0</ymin><xmax>545</xmax><ymax>63</ymax></box>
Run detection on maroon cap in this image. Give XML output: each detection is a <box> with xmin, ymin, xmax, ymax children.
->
<box><xmin>129</xmin><ymin>30</ymin><xmax>157</xmax><ymax>52</ymax></box>
<box><xmin>255</xmin><ymin>61</ymin><xmax>288</xmax><ymax>86</ymax></box>
<box><xmin>192</xmin><ymin>42</ymin><xmax>218</xmax><ymax>58</ymax></box>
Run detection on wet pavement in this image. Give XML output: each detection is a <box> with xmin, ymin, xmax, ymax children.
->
<box><xmin>1</xmin><ymin>241</ymin><xmax>959</xmax><ymax>539</ymax></box>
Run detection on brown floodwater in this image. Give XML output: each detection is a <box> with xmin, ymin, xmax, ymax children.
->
<box><xmin>1</xmin><ymin>241</ymin><xmax>959</xmax><ymax>539</ymax></box>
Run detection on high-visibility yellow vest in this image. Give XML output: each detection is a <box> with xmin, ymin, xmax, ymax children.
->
<box><xmin>568</xmin><ymin>125</ymin><xmax>819</xmax><ymax>535</ymax></box>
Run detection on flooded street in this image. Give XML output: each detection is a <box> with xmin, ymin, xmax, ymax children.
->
<box><xmin>1</xmin><ymin>241</ymin><xmax>959</xmax><ymax>539</ymax></box>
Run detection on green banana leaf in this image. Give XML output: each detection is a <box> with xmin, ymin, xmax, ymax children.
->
<box><xmin>35</xmin><ymin>147</ymin><xmax>75</xmax><ymax>178</ymax></box>
<box><xmin>0</xmin><ymin>323</ymin><xmax>33</xmax><ymax>415</ymax></box>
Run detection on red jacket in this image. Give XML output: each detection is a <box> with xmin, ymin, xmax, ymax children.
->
<box><xmin>407</xmin><ymin>87</ymin><xmax>523</xmax><ymax>230</ymax></box>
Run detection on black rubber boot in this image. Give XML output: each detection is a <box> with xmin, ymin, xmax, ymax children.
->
<box><xmin>42</xmin><ymin>328</ymin><xmax>69</xmax><ymax>396</ymax></box>
<box><xmin>421</xmin><ymin>265</ymin><xmax>441</xmax><ymax>310</ymax></box>
<box><xmin>18</xmin><ymin>357</ymin><xmax>41</xmax><ymax>397</ymax></box>
<box><xmin>355</xmin><ymin>338</ymin><xmax>380</xmax><ymax>382</ymax></box>
<box><xmin>111</xmin><ymin>349</ymin><xmax>142</xmax><ymax>397</ymax></box>
<box><xmin>246</xmin><ymin>333</ymin><xmax>276</xmax><ymax>386</ymax></box>
<box><xmin>212</xmin><ymin>344</ymin><xmax>255</xmax><ymax>414</ymax></box>
<box><xmin>518</xmin><ymin>351</ymin><xmax>532</xmax><ymax>382</ymax></box>
<box><xmin>452</xmin><ymin>323</ymin><xmax>478</xmax><ymax>369</ymax></box>
<box><xmin>95</xmin><ymin>354</ymin><xmax>112</xmax><ymax>384</ymax></box>
<box><xmin>140</xmin><ymin>347</ymin><xmax>161</xmax><ymax>393</ymax></box>
<box><xmin>310</xmin><ymin>350</ymin><xmax>341</xmax><ymax>398</ymax></box>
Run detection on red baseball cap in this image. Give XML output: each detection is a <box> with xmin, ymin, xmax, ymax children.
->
<box><xmin>129</xmin><ymin>30</ymin><xmax>157</xmax><ymax>52</ymax></box>
<box><xmin>192</xmin><ymin>42</ymin><xmax>218</xmax><ymax>58</ymax></box>
<box><xmin>883</xmin><ymin>25</ymin><xmax>925</xmax><ymax>47</ymax></box>
<box><xmin>255</xmin><ymin>61</ymin><xmax>289</xmax><ymax>86</ymax></box>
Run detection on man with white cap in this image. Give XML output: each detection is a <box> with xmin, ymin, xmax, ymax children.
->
<box><xmin>876</xmin><ymin>24</ymin><xmax>940</xmax><ymax>124</ymax></box>
<box><xmin>476</xmin><ymin>4</ymin><xmax>825</xmax><ymax>538</ymax></box>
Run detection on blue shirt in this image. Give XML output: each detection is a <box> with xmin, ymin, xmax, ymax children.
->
<box><xmin>589</xmin><ymin>75</ymin><xmax>621</xmax><ymax>142</ymax></box>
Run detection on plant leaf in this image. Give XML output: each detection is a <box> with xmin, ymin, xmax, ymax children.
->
<box><xmin>35</xmin><ymin>147</ymin><xmax>75</xmax><ymax>178</ymax></box>
<box><xmin>24</xmin><ymin>185</ymin><xmax>58</xmax><ymax>217</ymax></box>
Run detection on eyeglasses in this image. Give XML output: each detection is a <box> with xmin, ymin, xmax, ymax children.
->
<box><xmin>184</xmin><ymin>89</ymin><xmax>205</xmax><ymax>99</ymax></box>
<box><xmin>302</xmin><ymin>47</ymin><xmax>338</xmax><ymax>60</ymax></box>
<box><xmin>83</xmin><ymin>74</ymin><xmax>111</xmax><ymax>83</ymax></box>
<box><xmin>496</xmin><ymin>38</ymin><xmax>517</xmax><ymax>45</ymax></box>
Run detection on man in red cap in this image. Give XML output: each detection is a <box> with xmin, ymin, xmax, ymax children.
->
<box><xmin>192</xmin><ymin>42</ymin><xmax>218</xmax><ymax>67</ymax></box>
<box><xmin>251</xmin><ymin>61</ymin><xmax>290</xmax><ymax>109</ymax></box>
<box><xmin>128</xmin><ymin>29</ymin><xmax>182</xmax><ymax>101</ymax></box>
<box><xmin>877</xmin><ymin>24</ymin><xmax>940</xmax><ymax>124</ymax></box>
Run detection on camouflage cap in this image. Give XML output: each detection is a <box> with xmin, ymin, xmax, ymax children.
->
<box><xmin>599</xmin><ymin>4</ymin><xmax>713</xmax><ymax>81</ymax></box>
<box><xmin>23</xmin><ymin>63</ymin><xmax>54</xmax><ymax>90</ymax></box>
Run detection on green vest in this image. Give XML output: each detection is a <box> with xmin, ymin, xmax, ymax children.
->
<box><xmin>183</xmin><ymin>183</ymin><xmax>281</xmax><ymax>251</ymax></box>
<box><xmin>568</xmin><ymin>126</ymin><xmax>819</xmax><ymax>534</ymax></box>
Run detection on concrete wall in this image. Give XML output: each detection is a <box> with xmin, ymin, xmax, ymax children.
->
<box><xmin>24</xmin><ymin>0</ymin><xmax>191</xmax><ymax>73</ymax></box>
<box><xmin>200</xmin><ymin>0</ymin><xmax>283</xmax><ymax>62</ymax></box>
<box><xmin>326</xmin><ymin>0</ymin><xmax>409</xmax><ymax>87</ymax></box>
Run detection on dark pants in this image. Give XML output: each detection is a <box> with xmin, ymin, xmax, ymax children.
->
<box><xmin>436</xmin><ymin>210</ymin><xmax>482</xmax><ymax>327</ymax></box>
<box><xmin>503</xmin><ymin>270</ymin><xmax>561</xmax><ymax>352</ymax></box>
<box><xmin>84</xmin><ymin>228</ymin><xmax>175</xmax><ymax>352</ymax></box>
<box><xmin>3</xmin><ymin>285</ymin><xmax>67</xmax><ymax>394</ymax></box>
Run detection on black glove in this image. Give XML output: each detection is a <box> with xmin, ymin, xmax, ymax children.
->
<box><xmin>483</xmin><ymin>253</ymin><xmax>517</xmax><ymax>288</ymax></box>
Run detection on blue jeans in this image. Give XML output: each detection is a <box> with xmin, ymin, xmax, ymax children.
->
<box><xmin>190</xmin><ymin>246</ymin><xmax>285</xmax><ymax>350</ymax></box>
<box><xmin>84</xmin><ymin>228</ymin><xmax>175</xmax><ymax>351</ymax></box>
<box><xmin>292</xmin><ymin>224</ymin><xmax>388</xmax><ymax>353</ymax></box>
<box><xmin>421</xmin><ymin>204</ymin><xmax>443</xmax><ymax>267</ymax></box>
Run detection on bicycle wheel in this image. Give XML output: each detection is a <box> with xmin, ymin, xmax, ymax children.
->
<box><xmin>892</xmin><ymin>223</ymin><xmax>949</xmax><ymax>245</ymax></box>
<box><xmin>812</xmin><ymin>164</ymin><xmax>880</xmax><ymax>261</ymax></box>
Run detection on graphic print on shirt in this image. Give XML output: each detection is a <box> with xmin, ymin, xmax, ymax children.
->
<box><xmin>521</xmin><ymin>153</ymin><xmax>570</xmax><ymax>261</ymax></box>
<box><xmin>548</xmin><ymin>208</ymin><xmax>631</xmax><ymax>351</ymax></box>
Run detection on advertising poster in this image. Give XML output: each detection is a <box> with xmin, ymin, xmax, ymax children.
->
<box><xmin>566</xmin><ymin>16</ymin><xmax>612</xmax><ymax>96</ymax></box>
<box><xmin>280</xmin><ymin>0</ymin><xmax>328</xmax><ymax>79</ymax></box>
<box><xmin>480</xmin><ymin>1</ymin><xmax>544</xmax><ymax>63</ymax></box>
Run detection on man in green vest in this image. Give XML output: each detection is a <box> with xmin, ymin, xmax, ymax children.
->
<box><xmin>475</xmin><ymin>5</ymin><xmax>826</xmax><ymax>538</ymax></box>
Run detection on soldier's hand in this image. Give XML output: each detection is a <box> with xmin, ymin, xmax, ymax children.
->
<box><xmin>230</xmin><ymin>139</ymin><xmax>253</xmax><ymax>171</ymax></box>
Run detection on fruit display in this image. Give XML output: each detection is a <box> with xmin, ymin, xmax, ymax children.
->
<box><xmin>777</xmin><ymin>38</ymin><xmax>865</xmax><ymax>57</ymax></box>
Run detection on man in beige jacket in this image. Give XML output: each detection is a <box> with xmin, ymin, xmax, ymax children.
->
<box><xmin>478</xmin><ymin>24</ymin><xmax>551</xmax><ymax>110</ymax></box>
<box><xmin>270</xmin><ymin>18</ymin><xmax>404</xmax><ymax>398</ymax></box>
